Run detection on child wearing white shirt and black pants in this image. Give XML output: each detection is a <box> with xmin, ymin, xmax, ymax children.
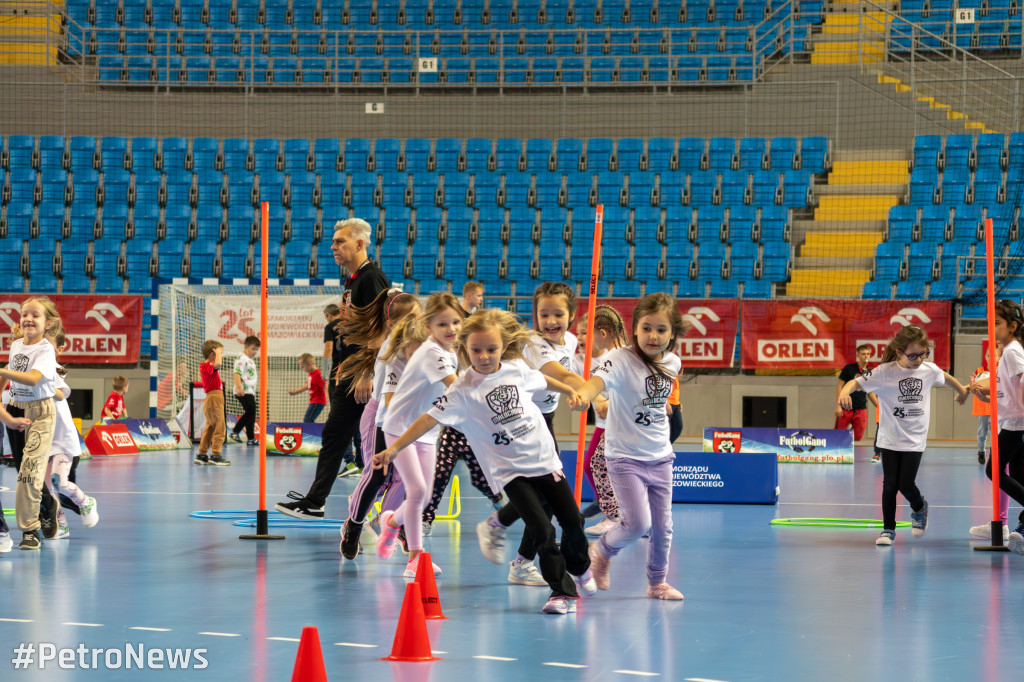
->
<box><xmin>840</xmin><ymin>325</ymin><xmax>968</xmax><ymax>546</ymax></box>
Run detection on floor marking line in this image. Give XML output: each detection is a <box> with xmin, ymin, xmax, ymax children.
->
<box><xmin>686</xmin><ymin>678</ymin><xmax>730</xmax><ymax>682</ymax></box>
<box><xmin>62</xmin><ymin>622</ymin><xmax>104</xmax><ymax>627</ymax></box>
<box><xmin>0</xmin><ymin>618</ymin><xmax>33</xmax><ymax>623</ymax></box>
<box><xmin>129</xmin><ymin>627</ymin><xmax>171</xmax><ymax>632</ymax></box>
<box><xmin>267</xmin><ymin>637</ymin><xmax>301</xmax><ymax>642</ymax></box>
<box><xmin>615</xmin><ymin>671</ymin><xmax>659</xmax><ymax>677</ymax></box>
<box><xmin>335</xmin><ymin>642</ymin><xmax>378</xmax><ymax>648</ymax></box>
<box><xmin>199</xmin><ymin>632</ymin><xmax>242</xmax><ymax>637</ymax></box>
<box><xmin>473</xmin><ymin>655</ymin><xmax>517</xmax><ymax>661</ymax></box>
<box><xmin>544</xmin><ymin>662</ymin><xmax>588</xmax><ymax>668</ymax></box>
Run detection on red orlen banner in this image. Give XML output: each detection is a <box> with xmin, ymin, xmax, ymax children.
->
<box><xmin>574</xmin><ymin>299</ymin><xmax>740</xmax><ymax>368</ymax></box>
<box><xmin>741</xmin><ymin>300</ymin><xmax>952</xmax><ymax>370</ymax></box>
<box><xmin>0</xmin><ymin>295</ymin><xmax>143</xmax><ymax>363</ymax></box>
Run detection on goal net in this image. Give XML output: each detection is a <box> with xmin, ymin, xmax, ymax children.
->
<box><xmin>150</xmin><ymin>279</ymin><xmax>346</xmax><ymax>429</ymax></box>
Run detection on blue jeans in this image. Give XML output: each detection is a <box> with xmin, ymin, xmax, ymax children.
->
<box><xmin>303</xmin><ymin>403</ymin><xmax>325</xmax><ymax>423</ymax></box>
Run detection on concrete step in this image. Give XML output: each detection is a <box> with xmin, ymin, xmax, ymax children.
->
<box><xmin>833</xmin><ymin>149</ymin><xmax>911</xmax><ymax>163</ymax></box>
<box><xmin>795</xmin><ymin>255</ymin><xmax>875</xmax><ymax>269</ymax></box>
<box><xmin>792</xmin><ymin>219</ymin><xmax>886</xmax><ymax>233</ymax></box>
<box><xmin>814</xmin><ymin>182</ymin><xmax>906</xmax><ymax>196</ymax></box>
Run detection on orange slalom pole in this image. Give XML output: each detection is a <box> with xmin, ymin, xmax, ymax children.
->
<box><xmin>574</xmin><ymin>204</ymin><xmax>604</xmax><ymax>507</ymax></box>
<box><xmin>984</xmin><ymin>217</ymin><xmax>1003</xmax><ymax>544</ymax></box>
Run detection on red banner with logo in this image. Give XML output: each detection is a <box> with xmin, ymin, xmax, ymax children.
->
<box><xmin>740</xmin><ymin>300</ymin><xmax>952</xmax><ymax>369</ymax></box>
<box><xmin>573</xmin><ymin>299</ymin><xmax>739</xmax><ymax>368</ymax></box>
<box><xmin>0</xmin><ymin>294</ymin><xmax>143</xmax><ymax>363</ymax></box>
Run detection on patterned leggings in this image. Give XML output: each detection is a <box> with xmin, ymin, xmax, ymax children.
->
<box><xmin>422</xmin><ymin>426</ymin><xmax>502</xmax><ymax>524</ymax></box>
<box><xmin>589</xmin><ymin>429</ymin><xmax>619</xmax><ymax>520</ymax></box>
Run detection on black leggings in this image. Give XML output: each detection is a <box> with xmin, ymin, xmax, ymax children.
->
<box><xmin>880</xmin><ymin>448</ymin><xmax>925</xmax><ymax>530</ymax></box>
<box><xmin>305</xmin><ymin>379</ymin><xmax>365</xmax><ymax>508</ymax></box>
<box><xmin>985</xmin><ymin>428</ymin><xmax>1024</xmax><ymax>526</ymax></box>
<box><xmin>503</xmin><ymin>473</ymin><xmax>590</xmax><ymax>597</ymax></box>
<box><xmin>232</xmin><ymin>394</ymin><xmax>256</xmax><ymax>439</ymax></box>
<box><xmin>496</xmin><ymin>410</ymin><xmax>558</xmax><ymax>560</ymax></box>
<box><xmin>423</xmin><ymin>427</ymin><xmax>501</xmax><ymax>524</ymax></box>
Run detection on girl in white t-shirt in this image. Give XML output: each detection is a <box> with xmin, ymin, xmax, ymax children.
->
<box><xmin>0</xmin><ymin>404</ymin><xmax>32</xmax><ymax>552</ymax></box>
<box><xmin>377</xmin><ymin>292</ymin><xmax>463</xmax><ymax>577</ymax></box>
<box><xmin>840</xmin><ymin>325</ymin><xmax>968</xmax><ymax>546</ymax></box>
<box><xmin>967</xmin><ymin>300</ymin><xmax>1024</xmax><ymax>555</ymax></box>
<box><xmin>0</xmin><ymin>297</ymin><xmax>62</xmax><ymax>550</ymax></box>
<box><xmin>374</xmin><ymin>309</ymin><xmax>596</xmax><ymax>615</ymax></box>
<box><xmin>573</xmin><ymin>293</ymin><xmax>689</xmax><ymax>601</ymax></box>
<box><xmin>577</xmin><ymin>306</ymin><xmax>628</xmax><ymax>537</ymax></box>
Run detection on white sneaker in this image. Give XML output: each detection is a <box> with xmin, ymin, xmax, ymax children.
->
<box><xmin>81</xmin><ymin>497</ymin><xmax>99</xmax><ymax>528</ymax></box>
<box><xmin>422</xmin><ymin>521</ymin><xmax>432</xmax><ymax>537</ymax></box>
<box><xmin>584</xmin><ymin>517</ymin><xmax>618</xmax><ymax>537</ymax></box>
<box><xmin>0</xmin><ymin>532</ymin><xmax>12</xmax><ymax>553</ymax></box>
<box><xmin>476</xmin><ymin>516</ymin><xmax>507</xmax><ymax>564</ymax></box>
<box><xmin>508</xmin><ymin>558</ymin><xmax>547</xmax><ymax>586</ymax></box>
<box><xmin>969</xmin><ymin>523</ymin><xmax>1010</xmax><ymax>541</ymax></box>
<box><xmin>542</xmin><ymin>595</ymin><xmax>577</xmax><ymax>614</ymax></box>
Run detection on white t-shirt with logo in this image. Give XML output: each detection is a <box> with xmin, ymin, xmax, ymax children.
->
<box><xmin>6</xmin><ymin>338</ymin><xmax>58</xmax><ymax>401</ymax></box>
<box><xmin>233</xmin><ymin>354</ymin><xmax>258</xmax><ymax>395</ymax></box>
<box><xmin>856</xmin><ymin>361</ymin><xmax>945</xmax><ymax>452</ymax></box>
<box><xmin>592</xmin><ymin>347</ymin><xmax>680</xmax><ymax>462</ymax></box>
<box><xmin>428</xmin><ymin>359</ymin><xmax>561</xmax><ymax>492</ymax></box>
<box><xmin>995</xmin><ymin>340</ymin><xmax>1024</xmax><ymax>431</ymax></box>
<box><xmin>382</xmin><ymin>336</ymin><xmax>458</xmax><ymax>443</ymax></box>
<box><xmin>523</xmin><ymin>332</ymin><xmax>578</xmax><ymax>414</ymax></box>
<box><xmin>52</xmin><ymin>373</ymin><xmax>81</xmax><ymax>458</ymax></box>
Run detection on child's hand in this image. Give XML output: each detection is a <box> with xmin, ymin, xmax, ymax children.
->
<box><xmin>956</xmin><ymin>386</ymin><xmax>969</xmax><ymax>405</ymax></box>
<box><xmin>596</xmin><ymin>401</ymin><xmax>609</xmax><ymax>420</ymax></box>
<box><xmin>568</xmin><ymin>391</ymin><xmax>589</xmax><ymax>411</ymax></box>
<box><xmin>2</xmin><ymin>416</ymin><xmax>31</xmax><ymax>431</ymax></box>
<box><xmin>838</xmin><ymin>395</ymin><xmax>853</xmax><ymax>410</ymax></box>
<box><xmin>371</xmin><ymin>448</ymin><xmax>395</xmax><ymax>473</ymax></box>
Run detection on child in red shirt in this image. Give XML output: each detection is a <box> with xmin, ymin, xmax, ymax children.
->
<box><xmin>102</xmin><ymin>375</ymin><xmax>128</xmax><ymax>420</ymax></box>
<box><xmin>289</xmin><ymin>353</ymin><xmax>327</xmax><ymax>423</ymax></box>
<box><xmin>195</xmin><ymin>340</ymin><xmax>229</xmax><ymax>466</ymax></box>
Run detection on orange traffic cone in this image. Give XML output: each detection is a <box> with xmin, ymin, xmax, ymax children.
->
<box><xmin>382</xmin><ymin>582</ymin><xmax>441</xmax><ymax>662</ymax></box>
<box><xmin>413</xmin><ymin>552</ymin><xmax>447</xmax><ymax>620</ymax></box>
<box><xmin>291</xmin><ymin>626</ymin><xmax>328</xmax><ymax>682</ymax></box>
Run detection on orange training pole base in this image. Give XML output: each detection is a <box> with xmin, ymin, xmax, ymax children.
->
<box><xmin>974</xmin><ymin>216</ymin><xmax>1007</xmax><ymax>552</ymax></box>
<box><xmin>241</xmin><ymin>201</ymin><xmax>285</xmax><ymax>540</ymax></box>
<box><xmin>574</xmin><ymin>204</ymin><xmax>604</xmax><ymax>507</ymax></box>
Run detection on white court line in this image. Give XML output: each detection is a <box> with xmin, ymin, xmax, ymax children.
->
<box><xmin>686</xmin><ymin>678</ymin><xmax>730</xmax><ymax>682</ymax></box>
<box><xmin>544</xmin><ymin>662</ymin><xmax>587</xmax><ymax>669</ymax></box>
<box><xmin>267</xmin><ymin>637</ymin><xmax>301</xmax><ymax>642</ymax></box>
<box><xmin>62</xmin><ymin>622</ymin><xmax>104</xmax><ymax>627</ymax></box>
<box><xmin>335</xmin><ymin>642</ymin><xmax>378</xmax><ymax>648</ymax></box>
<box><xmin>129</xmin><ymin>627</ymin><xmax>171</xmax><ymax>632</ymax></box>
<box><xmin>615</xmin><ymin>671</ymin><xmax>659</xmax><ymax>677</ymax></box>
<box><xmin>199</xmin><ymin>632</ymin><xmax>242</xmax><ymax>637</ymax></box>
<box><xmin>779</xmin><ymin>502</ymin><xmax>996</xmax><ymax>509</ymax></box>
<box><xmin>432</xmin><ymin>651</ymin><xmax>447</xmax><ymax>655</ymax></box>
<box><xmin>0</xmin><ymin>618</ymin><xmax>33</xmax><ymax>623</ymax></box>
<box><xmin>474</xmin><ymin>655</ymin><xmax>517</xmax><ymax>661</ymax></box>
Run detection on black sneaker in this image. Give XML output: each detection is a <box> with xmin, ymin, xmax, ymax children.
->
<box><xmin>228</xmin><ymin>432</ymin><xmax>242</xmax><ymax>443</ymax></box>
<box><xmin>274</xmin><ymin>491</ymin><xmax>325</xmax><ymax>519</ymax></box>
<box><xmin>398</xmin><ymin>525</ymin><xmax>409</xmax><ymax>555</ymax></box>
<box><xmin>340</xmin><ymin>520</ymin><xmax>361</xmax><ymax>560</ymax></box>
<box><xmin>19</xmin><ymin>530</ymin><xmax>41</xmax><ymax>550</ymax></box>
<box><xmin>246</xmin><ymin>439</ymin><xmax>260</xmax><ymax>446</ymax></box>
<box><xmin>209</xmin><ymin>456</ymin><xmax>231</xmax><ymax>466</ymax></box>
<box><xmin>978</xmin><ymin>451</ymin><xmax>987</xmax><ymax>464</ymax></box>
<box><xmin>194</xmin><ymin>454</ymin><xmax>210</xmax><ymax>465</ymax></box>
<box><xmin>39</xmin><ymin>500</ymin><xmax>59</xmax><ymax>540</ymax></box>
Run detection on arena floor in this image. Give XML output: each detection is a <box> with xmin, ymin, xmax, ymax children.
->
<box><xmin>1</xmin><ymin>442</ymin><xmax>1021</xmax><ymax>682</ymax></box>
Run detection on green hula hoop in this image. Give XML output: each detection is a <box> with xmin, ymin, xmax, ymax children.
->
<box><xmin>771</xmin><ymin>518</ymin><xmax>912</xmax><ymax>529</ymax></box>
<box><xmin>2</xmin><ymin>508</ymin><xmax>12</xmax><ymax>516</ymax></box>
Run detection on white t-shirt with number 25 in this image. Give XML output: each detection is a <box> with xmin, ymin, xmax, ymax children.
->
<box><xmin>856</xmin><ymin>361</ymin><xmax>945</xmax><ymax>453</ymax></box>
<box><xmin>593</xmin><ymin>347</ymin><xmax>680</xmax><ymax>462</ymax></box>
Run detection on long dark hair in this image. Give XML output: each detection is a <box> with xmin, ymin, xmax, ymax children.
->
<box><xmin>339</xmin><ymin>288</ymin><xmax>417</xmax><ymax>348</ymax></box>
<box><xmin>629</xmin><ymin>293</ymin><xmax>689</xmax><ymax>382</ymax></box>
<box><xmin>995</xmin><ymin>300</ymin><xmax>1024</xmax><ymax>342</ymax></box>
<box><xmin>879</xmin><ymin>325</ymin><xmax>933</xmax><ymax>364</ymax></box>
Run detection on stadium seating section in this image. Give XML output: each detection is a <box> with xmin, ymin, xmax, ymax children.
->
<box><xmin>63</xmin><ymin>0</ymin><xmax>822</xmax><ymax>85</ymax></box>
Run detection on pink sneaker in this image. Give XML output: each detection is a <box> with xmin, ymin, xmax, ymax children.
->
<box><xmin>588</xmin><ymin>541</ymin><xmax>611</xmax><ymax>590</ymax></box>
<box><xmin>646</xmin><ymin>583</ymin><xmax>684</xmax><ymax>601</ymax></box>
<box><xmin>376</xmin><ymin>510</ymin><xmax>401</xmax><ymax>559</ymax></box>
<box><xmin>402</xmin><ymin>557</ymin><xmax>442</xmax><ymax>579</ymax></box>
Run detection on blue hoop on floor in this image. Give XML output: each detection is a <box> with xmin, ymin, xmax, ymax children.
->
<box><xmin>231</xmin><ymin>519</ymin><xmax>346</xmax><ymax>529</ymax></box>
<box><xmin>190</xmin><ymin>509</ymin><xmax>346</xmax><ymax>525</ymax></box>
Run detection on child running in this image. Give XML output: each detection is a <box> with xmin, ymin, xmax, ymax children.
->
<box><xmin>0</xmin><ymin>297</ymin><xmax>62</xmax><ymax>550</ymax></box>
<box><xmin>967</xmin><ymin>301</ymin><xmax>1024</xmax><ymax>554</ymax></box>
<box><xmin>839</xmin><ymin>325</ymin><xmax>968</xmax><ymax>546</ymax></box>
<box><xmin>0</xmin><ymin>405</ymin><xmax>32</xmax><ymax>552</ymax></box>
<box><xmin>572</xmin><ymin>293</ymin><xmax>688</xmax><ymax>601</ymax></box>
<box><xmin>289</xmin><ymin>353</ymin><xmax>328</xmax><ymax>423</ymax></box>
<box><xmin>374</xmin><ymin>309</ymin><xmax>596</xmax><ymax>614</ymax></box>
<box><xmin>229</xmin><ymin>336</ymin><xmax>260</xmax><ymax>445</ymax></box>
<box><xmin>376</xmin><ymin>292</ymin><xmax>464</xmax><ymax>577</ymax></box>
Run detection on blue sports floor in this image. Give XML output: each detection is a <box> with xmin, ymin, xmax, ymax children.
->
<box><xmin>1</xmin><ymin>443</ymin><xmax>1023</xmax><ymax>682</ymax></box>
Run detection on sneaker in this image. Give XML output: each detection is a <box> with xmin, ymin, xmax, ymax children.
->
<box><xmin>1009</xmin><ymin>523</ymin><xmax>1024</xmax><ymax>556</ymax></box>
<box><xmin>969</xmin><ymin>523</ymin><xmax>1010</xmax><ymax>541</ymax></box>
<box><xmin>978</xmin><ymin>451</ymin><xmax>986</xmax><ymax>465</ymax></box>
<box><xmin>337</xmin><ymin>463</ymin><xmax>361</xmax><ymax>478</ymax></box>
<box><xmin>871</xmin><ymin>453</ymin><xmax>880</xmax><ymax>463</ymax></box>
<box><xmin>398</xmin><ymin>526</ymin><xmax>409</xmax><ymax>555</ymax></box>
<box><xmin>876</xmin><ymin>530</ymin><xmax>895</xmax><ymax>546</ymax></box>
<box><xmin>246</xmin><ymin>439</ymin><xmax>260</xmax><ymax>446</ymax></box>
<box><xmin>402</xmin><ymin>557</ymin><xmax>442</xmax><ymax>579</ymax></box>
<box><xmin>362</xmin><ymin>518</ymin><xmax>379</xmax><ymax>545</ymax></box>
<box><xmin>339</xmin><ymin>520</ymin><xmax>361</xmax><ymax>559</ymax></box>
<box><xmin>209</xmin><ymin>456</ymin><xmax>231</xmax><ymax>466</ymax></box>
<box><xmin>193</xmin><ymin>454</ymin><xmax>210</xmax><ymax>465</ymax></box>
<box><xmin>542</xmin><ymin>595</ymin><xmax>577</xmax><ymax>615</ymax></box>
<box><xmin>476</xmin><ymin>516</ymin><xmax>507</xmax><ymax>564</ymax></box>
<box><xmin>228</xmin><ymin>432</ymin><xmax>242</xmax><ymax>443</ymax></box>
<box><xmin>422</xmin><ymin>521</ymin><xmax>432</xmax><ymax>537</ymax></box>
<box><xmin>508</xmin><ymin>557</ymin><xmax>547</xmax><ymax>586</ymax></box>
<box><xmin>573</xmin><ymin>569</ymin><xmax>598</xmax><ymax>597</ymax></box>
<box><xmin>375</xmin><ymin>510</ymin><xmax>401</xmax><ymax>559</ymax></box>
<box><xmin>39</xmin><ymin>500</ymin><xmax>59</xmax><ymax>539</ymax></box>
<box><xmin>581</xmin><ymin>502</ymin><xmax>602</xmax><ymax>518</ymax></box>
<box><xmin>584</xmin><ymin>517</ymin><xmax>617</xmax><ymax>537</ymax></box>
<box><xmin>56</xmin><ymin>522</ymin><xmax>70</xmax><ymax>539</ymax></box>
<box><xmin>81</xmin><ymin>497</ymin><xmax>99</xmax><ymax>528</ymax></box>
<box><xmin>647</xmin><ymin>583</ymin><xmax>684</xmax><ymax>601</ymax></box>
<box><xmin>910</xmin><ymin>498</ymin><xmax>929</xmax><ymax>538</ymax></box>
<box><xmin>588</xmin><ymin>542</ymin><xmax>611</xmax><ymax>590</ymax></box>
<box><xmin>274</xmin><ymin>491</ymin><xmax>325</xmax><ymax>520</ymax></box>
<box><xmin>0</xmin><ymin>532</ymin><xmax>12</xmax><ymax>553</ymax></box>
<box><xmin>19</xmin><ymin>530</ymin><xmax>41</xmax><ymax>550</ymax></box>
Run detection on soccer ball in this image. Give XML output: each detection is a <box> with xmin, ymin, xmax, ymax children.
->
<box><xmin>719</xmin><ymin>439</ymin><xmax>735</xmax><ymax>452</ymax></box>
<box><xmin>789</xmin><ymin>430</ymin><xmax>816</xmax><ymax>453</ymax></box>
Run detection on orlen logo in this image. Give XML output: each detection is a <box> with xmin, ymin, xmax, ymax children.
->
<box><xmin>789</xmin><ymin>306</ymin><xmax>831</xmax><ymax>336</ymax></box>
<box><xmin>101</xmin><ymin>431</ymin><xmax>136</xmax><ymax>448</ymax></box>
<box><xmin>678</xmin><ymin>306</ymin><xmax>723</xmax><ymax>361</ymax></box>
<box><xmin>85</xmin><ymin>302</ymin><xmax>125</xmax><ymax>331</ymax></box>
<box><xmin>0</xmin><ymin>301</ymin><xmax>21</xmax><ymax>329</ymax></box>
<box><xmin>217</xmin><ymin>308</ymin><xmax>258</xmax><ymax>344</ymax></box>
<box><xmin>890</xmin><ymin>307</ymin><xmax>932</xmax><ymax>327</ymax></box>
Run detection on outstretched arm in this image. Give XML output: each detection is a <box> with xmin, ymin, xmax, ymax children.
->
<box><xmin>571</xmin><ymin>376</ymin><xmax>608</xmax><ymax>411</ymax></box>
<box><xmin>372</xmin><ymin>414</ymin><xmax>439</xmax><ymax>474</ymax></box>
<box><xmin>943</xmin><ymin>372</ymin><xmax>969</xmax><ymax>405</ymax></box>
<box><xmin>837</xmin><ymin>379</ymin><xmax>860</xmax><ymax>410</ymax></box>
